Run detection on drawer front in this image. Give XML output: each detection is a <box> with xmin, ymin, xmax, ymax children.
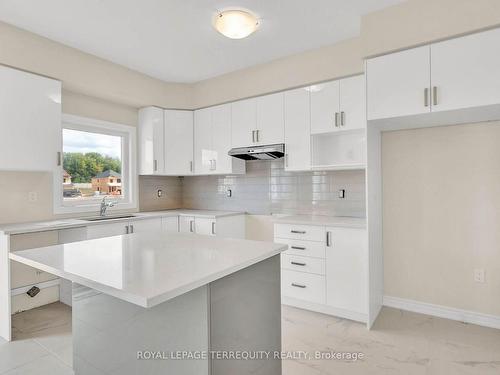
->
<box><xmin>275</xmin><ymin>224</ymin><xmax>325</xmax><ymax>242</ymax></box>
<box><xmin>275</xmin><ymin>238</ymin><xmax>325</xmax><ymax>258</ymax></box>
<box><xmin>281</xmin><ymin>270</ymin><xmax>325</xmax><ymax>304</ymax></box>
<box><xmin>281</xmin><ymin>254</ymin><xmax>325</xmax><ymax>275</ymax></box>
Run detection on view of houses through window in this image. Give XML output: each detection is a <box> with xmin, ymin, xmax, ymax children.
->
<box><xmin>62</xmin><ymin>128</ymin><xmax>123</xmax><ymax>201</ymax></box>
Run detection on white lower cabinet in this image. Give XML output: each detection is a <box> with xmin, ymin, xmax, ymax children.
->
<box><xmin>194</xmin><ymin>217</ymin><xmax>216</xmax><ymax>236</ymax></box>
<box><xmin>276</xmin><ymin>223</ymin><xmax>367</xmax><ymax>322</ymax></box>
<box><xmin>162</xmin><ymin>216</ymin><xmax>179</xmax><ymax>232</ymax></box>
<box><xmin>179</xmin><ymin>216</ymin><xmax>195</xmax><ymax>233</ymax></box>
<box><xmin>129</xmin><ymin>218</ymin><xmax>162</xmax><ymax>233</ymax></box>
<box><xmin>87</xmin><ymin>222</ymin><xmax>129</xmax><ymax>239</ymax></box>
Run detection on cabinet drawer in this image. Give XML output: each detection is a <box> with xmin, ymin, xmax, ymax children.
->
<box><xmin>275</xmin><ymin>224</ymin><xmax>325</xmax><ymax>242</ymax></box>
<box><xmin>281</xmin><ymin>254</ymin><xmax>325</xmax><ymax>275</ymax></box>
<box><xmin>281</xmin><ymin>270</ymin><xmax>325</xmax><ymax>304</ymax></box>
<box><xmin>275</xmin><ymin>238</ymin><xmax>325</xmax><ymax>258</ymax></box>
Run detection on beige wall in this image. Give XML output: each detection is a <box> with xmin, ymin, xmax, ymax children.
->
<box><xmin>383</xmin><ymin>122</ymin><xmax>500</xmax><ymax>316</ymax></box>
<box><xmin>0</xmin><ymin>20</ymin><xmax>192</xmax><ymax>109</ymax></box>
<box><xmin>192</xmin><ymin>37</ymin><xmax>363</xmax><ymax>108</ymax></box>
<box><xmin>361</xmin><ymin>0</ymin><xmax>500</xmax><ymax>57</ymax></box>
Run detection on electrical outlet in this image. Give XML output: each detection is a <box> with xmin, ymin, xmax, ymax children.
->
<box><xmin>474</xmin><ymin>269</ymin><xmax>485</xmax><ymax>283</ymax></box>
<box><xmin>226</xmin><ymin>189</ymin><xmax>232</xmax><ymax>198</ymax></box>
<box><xmin>28</xmin><ymin>191</ymin><xmax>38</xmax><ymax>202</ymax></box>
<box><xmin>157</xmin><ymin>189</ymin><xmax>163</xmax><ymax>198</ymax></box>
<box><xmin>338</xmin><ymin>189</ymin><xmax>345</xmax><ymax>199</ymax></box>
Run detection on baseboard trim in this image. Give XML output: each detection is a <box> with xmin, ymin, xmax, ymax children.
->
<box><xmin>383</xmin><ymin>295</ymin><xmax>500</xmax><ymax>330</ymax></box>
<box><xmin>282</xmin><ymin>296</ymin><xmax>368</xmax><ymax>324</ymax></box>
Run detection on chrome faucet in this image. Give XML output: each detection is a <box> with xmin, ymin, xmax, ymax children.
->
<box><xmin>100</xmin><ymin>197</ymin><xmax>115</xmax><ymax>217</ymax></box>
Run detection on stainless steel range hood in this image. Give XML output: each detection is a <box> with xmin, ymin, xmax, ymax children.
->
<box><xmin>228</xmin><ymin>144</ymin><xmax>285</xmax><ymax>161</ymax></box>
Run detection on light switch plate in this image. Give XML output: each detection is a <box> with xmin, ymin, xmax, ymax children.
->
<box><xmin>474</xmin><ymin>269</ymin><xmax>485</xmax><ymax>283</ymax></box>
<box><xmin>28</xmin><ymin>191</ymin><xmax>38</xmax><ymax>202</ymax></box>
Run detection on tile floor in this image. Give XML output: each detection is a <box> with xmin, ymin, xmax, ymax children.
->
<box><xmin>1</xmin><ymin>302</ymin><xmax>500</xmax><ymax>374</ymax></box>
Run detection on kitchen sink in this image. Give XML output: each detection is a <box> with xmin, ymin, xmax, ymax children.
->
<box><xmin>83</xmin><ymin>215</ymin><xmax>136</xmax><ymax>222</ymax></box>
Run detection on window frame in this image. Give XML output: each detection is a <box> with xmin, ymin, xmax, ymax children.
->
<box><xmin>53</xmin><ymin>114</ymin><xmax>137</xmax><ymax>214</ymax></box>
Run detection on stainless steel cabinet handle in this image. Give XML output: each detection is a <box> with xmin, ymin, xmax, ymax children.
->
<box><xmin>326</xmin><ymin>231</ymin><xmax>332</xmax><ymax>247</ymax></box>
<box><xmin>190</xmin><ymin>161</ymin><xmax>193</xmax><ymax>172</ymax></box>
<box><xmin>424</xmin><ymin>88</ymin><xmax>429</xmax><ymax>107</ymax></box>
<box><xmin>291</xmin><ymin>261</ymin><xmax>306</xmax><ymax>266</ymax></box>
<box><xmin>432</xmin><ymin>86</ymin><xmax>438</xmax><ymax>106</ymax></box>
<box><xmin>153</xmin><ymin>159</ymin><xmax>158</xmax><ymax>172</ymax></box>
<box><xmin>213</xmin><ymin>159</ymin><xmax>216</xmax><ymax>171</ymax></box>
<box><xmin>291</xmin><ymin>283</ymin><xmax>306</xmax><ymax>289</ymax></box>
<box><xmin>291</xmin><ymin>230</ymin><xmax>306</xmax><ymax>234</ymax></box>
<box><xmin>285</xmin><ymin>153</ymin><xmax>289</xmax><ymax>168</ymax></box>
<box><xmin>256</xmin><ymin>130</ymin><xmax>260</xmax><ymax>142</ymax></box>
<box><xmin>291</xmin><ymin>246</ymin><xmax>306</xmax><ymax>250</ymax></box>
<box><xmin>125</xmin><ymin>225</ymin><xmax>129</xmax><ymax>234</ymax></box>
<box><xmin>189</xmin><ymin>220</ymin><xmax>194</xmax><ymax>232</ymax></box>
<box><xmin>130</xmin><ymin>224</ymin><xmax>134</xmax><ymax>233</ymax></box>
<box><xmin>334</xmin><ymin>112</ymin><xmax>340</xmax><ymax>127</ymax></box>
<box><xmin>252</xmin><ymin>130</ymin><xmax>255</xmax><ymax>143</ymax></box>
<box><xmin>57</xmin><ymin>152</ymin><xmax>62</xmax><ymax>166</ymax></box>
<box><xmin>340</xmin><ymin>111</ymin><xmax>345</xmax><ymax>126</ymax></box>
<box><xmin>211</xmin><ymin>222</ymin><xmax>216</xmax><ymax>235</ymax></box>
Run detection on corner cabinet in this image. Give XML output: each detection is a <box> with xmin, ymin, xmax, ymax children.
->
<box><xmin>0</xmin><ymin>66</ymin><xmax>62</xmax><ymax>172</ymax></box>
<box><xmin>193</xmin><ymin>104</ymin><xmax>245</xmax><ymax>175</ymax></box>
<box><xmin>138</xmin><ymin>107</ymin><xmax>193</xmax><ymax>176</ymax></box>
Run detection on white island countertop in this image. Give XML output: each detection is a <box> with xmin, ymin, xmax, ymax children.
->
<box><xmin>10</xmin><ymin>232</ymin><xmax>286</xmax><ymax>308</ymax></box>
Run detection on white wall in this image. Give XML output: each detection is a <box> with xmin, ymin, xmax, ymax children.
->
<box><xmin>382</xmin><ymin>122</ymin><xmax>500</xmax><ymax>316</ymax></box>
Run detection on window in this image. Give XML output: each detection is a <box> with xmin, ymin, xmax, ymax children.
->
<box><xmin>54</xmin><ymin>114</ymin><xmax>137</xmax><ymax>214</ymax></box>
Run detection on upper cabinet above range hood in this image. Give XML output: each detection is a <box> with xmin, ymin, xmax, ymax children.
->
<box><xmin>228</xmin><ymin>144</ymin><xmax>285</xmax><ymax>161</ymax></box>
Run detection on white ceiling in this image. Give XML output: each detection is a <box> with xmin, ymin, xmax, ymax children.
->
<box><xmin>0</xmin><ymin>0</ymin><xmax>405</xmax><ymax>83</ymax></box>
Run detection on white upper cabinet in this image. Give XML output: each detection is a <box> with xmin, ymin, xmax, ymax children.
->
<box><xmin>231</xmin><ymin>93</ymin><xmax>285</xmax><ymax>148</ymax></box>
<box><xmin>284</xmin><ymin>88</ymin><xmax>311</xmax><ymax>171</ymax></box>
<box><xmin>139</xmin><ymin>107</ymin><xmax>193</xmax><ymax>176</ymax></box>
<box><xmin>367</xmin><ymin>46</ymin><xmax>431</xmax><ymax>120</ymax></box>
<box><xmin>311</xmin><ymin>76</ymin><xmax>365</xmax><ymax>134</ymax></box>
<box><xmin>255</xmin><ymin>92</ymin><xmax>284</xmax><ymax>145</ymax></box>
<box><xmin>164</xmin><ymin>110</ymin><xmax>193</xmax><ymax>175</ymax></box>
<box><xmin>0</xmin><ymin>66</ymin><xmax>61</xmax><ymax>172</ymax></box>
<box><xmin>231</xmin><ymin>98</ymin><xmax>256</xmax><ymax>148</ymax></box>
<box><xmin>193</xmin><ymin>108</ymin><xmax>213</xmax><ymax>175</ymax></box>
<box><xmin>431</xmin><ymin>28</ymin><xmax>500</xmax><ymax>112</ymax></box>
<box><xmin>194</xmin><ymin>104</ymin><xmax>245</xmax><ymax>175</ymax></box>
<box><xmin>310</xmin><ymin>81</ymin><xmax>340</xmax><ymax>134</ymax></box>
<box><xmin>138</xmin><ymin>107</ymin><xmax>165</xmax><ymax>175</ymax></box>
<box><xmin>339</xmin><ymin>75</ymin><xmax>366</xmax><ymax>131</ymax></box>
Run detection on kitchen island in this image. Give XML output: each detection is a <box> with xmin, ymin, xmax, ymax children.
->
<box><xmin>9</xmin><ymin>232</ymin><xmax>287</xmax><ymax>375</ymax></box>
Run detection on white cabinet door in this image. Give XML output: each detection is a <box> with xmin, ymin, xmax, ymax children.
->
<box><xmin>431</xmin><ymin>28</ymin><xmax>500</xmax><ymax>112</ymax></box>
<box><xmin>162</xmin><ymin>216</ymin><xmax>179</xmax><ymax>232</ymax></box>
<box><xmin>194</xmin><ymin>108</ymin><xmax>213</xmax><ymax>174</ymax></box>
<box><xmin>256</xmin><ymin>92</ymin><xmax>284</xmax><ymax>145</ymax></box>
<box><xmin>138</xmin><ymin>107</ymin><xmax>164</xmax><ymax>175</ymax></box>
<box><xmin>179</xmin><ymin>216</ymin><xmax>195</xmax><ymax>233</ymax></box>
<box><xmin>86</xmin><ymin>222</ymin><xmax>129</xmax><ymax>240</ymax></box>
<box><xmin>367</xmin><ymin>46</ymin><xmax>431</xmax><ymax>120</ymax></box>
<box><xmin>0</xmin><ymin>66</ymin><xmax>61</xmax><ymax>172</ymax></box>
<box><xmin>194</xmin><ymin>217</ymin><xmax>216</xmax><ymax>236</ymax></box>
<box><xmin>211</xmin><ymin>104</ymin><xmax>232</xmax><ymax>174</ymax></box>
<box><xmin>284</xmin><ymin>88</ymin><xmax>311</xmax><ymax>171</ymax></box>
<box><xmin>164</xmin><ymin>110</ymin><xmax>193</xmax><ymax>175</ymax></box>
<box><xmin>310</xmin><ymin>80</ymin><xmax>340</xmax><ymax>134</ymax></box>
<box><xmin>339</xmin><ymin>75</ymin><xmax>366</xmax><ymax>130</ymax></box>
<box><xmin>326</xmin><ymin>227</ymin><xmax>367</xmax><ymax>314</ymax></box>
<box><xmin>129</xmin><ymin>218</ymin><xmax>162</xmax><ymax>233</ymax></box>
<box><xmin>231</xmin><ymin>98</ymin><xmax>256</xmax><ymax>148</ymax></box>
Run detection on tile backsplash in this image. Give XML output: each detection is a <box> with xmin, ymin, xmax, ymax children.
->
<box><xmin>138</xmin><ymin>175</ymin><xmax>182</xmax><ymax>211</ymax></box>
<box><xmin>182</xmin><ymin>160</ymin><xmax>366</xmax><ymax>217</ymax></box>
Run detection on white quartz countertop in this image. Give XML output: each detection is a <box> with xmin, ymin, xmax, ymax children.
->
<box><xmin>0</xmin><ymin>209</ymin><xmax>244</xmax><ymax>235</ymax></box>
<box><xmin>274</xmin><ymin>215</ymin><xmax>366</xmax><ymax>228</ymax></box>
<box><xmin>10</xmin><ymin>232</ymin><xmax>286</xmax><ymax>308</ymax></box>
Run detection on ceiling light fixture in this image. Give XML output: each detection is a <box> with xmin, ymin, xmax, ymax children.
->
<box><xmin>213</xmin><ymin>9</ymin><xmax>259</xmax><ymax>39</ymax></box>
